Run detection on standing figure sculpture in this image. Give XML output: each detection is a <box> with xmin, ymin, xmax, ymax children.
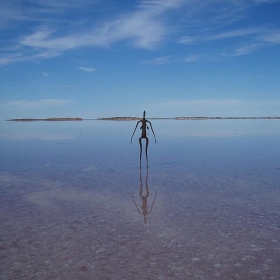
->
<box><xmin>131</xmin><ymin>111</ymin><xmax>156</xmax><ymax>167</ymax></box>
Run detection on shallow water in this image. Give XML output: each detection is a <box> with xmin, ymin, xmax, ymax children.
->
<box><xmin>1</xmin><ymin>119</ymin><xmax>280</xmax><ymax>279</ymax></box>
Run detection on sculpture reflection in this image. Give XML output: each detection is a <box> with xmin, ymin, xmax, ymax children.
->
<box><xmin>131</xmin><ymin>167</ymin><xmax>157</xmax><ymax>223</ymax></box>
<box><xmin>131</xmin><ymin>111</ymin><xmax>156</xmax><ymax>167</ymax></box>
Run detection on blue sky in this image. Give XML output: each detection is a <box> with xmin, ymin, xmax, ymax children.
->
<box><xmin>1</xmin><ymin>0</ymin><xmax>280</xmax><ymax>119</ymax></box>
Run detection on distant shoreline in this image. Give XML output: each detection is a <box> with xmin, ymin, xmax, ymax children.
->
<box><xmin>6</xmin><ymin>116</ymin><xmax>280</xmax><ymax>122</ymax></box>
<box><xmin>97</xmin><ymin>116</ymin><xmax>280</xmax><ymax>121</ymax></box>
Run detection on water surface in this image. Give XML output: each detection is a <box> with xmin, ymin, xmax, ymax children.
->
<box><xmin>1</xmin><ymin>119</ymin><xmax>280</xmax><ymax>279</ymax></box>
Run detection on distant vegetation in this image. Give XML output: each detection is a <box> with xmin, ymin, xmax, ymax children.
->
<box><xmin>98</xmin><ymin>117</ymin><xmax>141</xmax><ymax>121</ymax></box>
<box><xmin>98</xmin><ymin>116</ymin><xmax>280</xmax><ymax>121</ymax></box>
<box><xmin>7</xmin><ymin>116</ymin><xmax>280</xmax><ymax>122</ymax></box>
<box><xmin>174</xmin><ymin>116</ymin><xmax>280</xmax><ymax>120</ymax></box>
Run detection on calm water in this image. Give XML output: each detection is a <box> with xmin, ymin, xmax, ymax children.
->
<box><xmin>1</xmin><ymin>119</ymin><xmax>280</xmax><ymax>280</ymax></box>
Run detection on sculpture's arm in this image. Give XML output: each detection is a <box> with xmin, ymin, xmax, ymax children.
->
<box><xmin>147</xmin><ymin>121</ymin><xmax>157</xmax><ymax>143</ymax></box>
<box><xmin>131</xmin><ymin>121</ymin><xmax>140</xmax><ymax>143</ymax></box>
<box><xmin>131</xmin><ymin>193</ymin><xmax>141</xmax><ymax>214</ymax></box>
<box><xmin>147</xmin><ymin>191</ymin><xmax>157</xmax><ymax>214</ymax></box>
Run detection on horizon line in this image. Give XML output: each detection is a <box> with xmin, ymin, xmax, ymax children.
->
<box><xmin>6</xmin><ymin>116</ymin><xmax>280</xmax><ymax>122</ymax></box>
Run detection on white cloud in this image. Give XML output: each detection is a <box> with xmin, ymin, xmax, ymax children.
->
<box><xmin>178</xmin><ymin>35</ymin><xmax>196</xmax><ymax>45</ymax></box>
<box><xmin>207</xmin><ymin>28</ymin><xmax>262</xmax><ymax>40</ymax></box>
<box><xmin>1</xmin><ymin>1</ymin><xmax>175</xmax><ymax>65</ymax></box>
<box><xmin>153</xmin><ymin>99</ymin><xmax>280</xmax><ymax>117</ymax></box>
<box><xmin>42</xmin><ymin>72</ymin><xmax>49</xmax><ymax>77</ymax></box>
<box><xmin>18</xmin><ymin>0</ymin><xmax>179</xmax><ymax>53</ymax></box>
<box><xmin>20</xmin><ymin>29</ymin><xmax>83</xmax><ymax>50</ymax></box>
<box><xmin>0</xmin><ymin>50</ymin><xmax>61</xmax><ymax>66</ymax></box>
<box><xmin>1</xmin><ymin>0</ymin><xmax>280</xmax><ymax>66</ymax></box>
<box><xmin>78</xmin><ymin>66</ymin><xmax>96</xmax><ymax>73</ymax></box>
<box><xmin>259</xmin><ymin>31</ymin><xmax>280</xmax><ymax>44</ymax></box>
<box><xmin>185</xmin><ymin>55</ymin><xmax>208</xmax><ymax>63</ymax></box>
<box><xmin>0</xmin><ymin>53</ymin><xmax>24</xmax><ymax>65</ymax></box>
<box><xmin>143</xmin><ymin>56</ymin><xmax>172</xmax><ymax>65</ymax></box>
<box><xmin>161</xmin><ymin>99</ymin><xmax>243</xmax><ymax>108</ymax></box>
<box><xmin>231</xmin><ymin>43</ymin><xmax>260</xmax><ymax>56</ymax></box>
<box><xmin>182</xmin><ymin>28</ymin><xmax>280</xmax><ymax>62</ymax></box>
<box><xmin>1</xmin><ymin>99</ymin><xmax>74</xmax><ymax>108</ymax></box>
<box><xmin>163</xmin><ymin>99</ymin><xmax>280</xmax><ymax>107</ymax></box>
<box><xmin>0</xmin><ymin>0</ymin><xmax>101</xmax><ymax>29</ymax></box>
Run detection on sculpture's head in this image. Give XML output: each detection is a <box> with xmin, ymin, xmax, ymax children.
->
<box><xmin>143</xmin><ymin>110</ymin><xmax>146</xmax><ymax>119</ymax></box>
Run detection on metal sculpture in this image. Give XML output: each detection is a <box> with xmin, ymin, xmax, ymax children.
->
<box><xmin>131</xmin><ymin>111</ymin><xmax>156</xmax><ymax>167</ymax></box>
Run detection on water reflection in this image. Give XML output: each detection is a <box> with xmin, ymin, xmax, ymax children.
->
<box><xmin>131</xmin><ymin>167</ymin><xmax>157</xmax><ymax>223</ymax></box>
<box><xmin>2</xmin><ymin>120</ymin><xmax>280</xmax><ymax>279</ymax></box>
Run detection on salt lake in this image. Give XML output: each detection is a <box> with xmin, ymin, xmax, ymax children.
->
<box><xmin>1</xmin><ymin>119</ymin><xmax>280</xmax><ymax>279</ymax></box>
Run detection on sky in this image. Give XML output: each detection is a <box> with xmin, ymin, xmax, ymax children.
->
<box><xmin>0</xmin><ymin>0</ymin><xmax>280</xmax><ymax>119</ymax></box>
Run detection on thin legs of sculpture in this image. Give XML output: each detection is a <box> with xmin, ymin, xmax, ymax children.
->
<box><xmin>139</xmin><ymin>136</ymin><xmax>149</xmax><ymax>167</ymax></box>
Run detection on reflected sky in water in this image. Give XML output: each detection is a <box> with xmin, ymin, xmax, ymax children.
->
<box><xmin>1</xmin><ymin>120</ymin><xmax>280</xmax><ymax>279</ymax></box>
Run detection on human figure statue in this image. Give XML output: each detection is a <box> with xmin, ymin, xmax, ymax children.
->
<box><xmin>131</xmin><ymin>111</ymin><xmax>156</xmax><ymax>167</ymax></box>
<box><xmin>131</xmin><ymin>167</ymin><xmax>157</xmax><ymax>224</ymax></box>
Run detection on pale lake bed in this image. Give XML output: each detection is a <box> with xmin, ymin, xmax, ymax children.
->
<box><xmin>1</xmin><ymin>119</ymin><xmax>280</xmax><ymax>279</ymax></box>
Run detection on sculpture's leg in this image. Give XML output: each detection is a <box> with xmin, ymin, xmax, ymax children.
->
<box><xmin>145</xmin><ymin>137</ymin><xmax>149</xmax><ymax>167</ymax></box>
<box><xmin>139</xmin><ymin>167</ymin><xmax>143</xmax><ymax>197</ymax></box>
<box><xmin>145</xmin><ymin>168</ymin><xmax>149</xmax><ymax>197</ymax></box>
<box><xmin>145</xmin><ymin>180</ymin><xmax>149</xmax><ymax>197</ymax></box>
<box><xmin>139</xmin><ymin>138</ymin><xmax>142</xmax><ymax>167</ymax></box>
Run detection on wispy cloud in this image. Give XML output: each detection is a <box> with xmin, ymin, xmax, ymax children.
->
<box><xmin>161</xmin><ymin>99</ymin><xmax>243</xmax><ymax>108</ymax></box>
<box><xmin>207</xmin><ymin>28</ymin><xmax>263</xmax><ymax>40</ymax></box>
<box><xmin>154</xmin><ymin>99</ymin><xmax>280</xmax><ymax>117</ymax></box>
<box><xmin>231</xmin><ymin>43</ymin><xmax>261</xmax><ymax>56</ymax></box>
<box><xmin>180</xmin><ymin>27</ymin><xmax>280</xmax><ymax>62</ymax></box>
<box><xmin>161</xmin><ymin>99</ymin><xmax>280</xmax><ymax>107</ymax></box>
<box><xmin>1</xmin><ymin>0</ymin><xmax>280</xmax><ymax>66</ymax></box>
<box><xmin>185</xmin><ymin>55</ymin><xmax>209</xmax><ymax>63</ymax></box>
<box><xmin>259</xmin><ymin>30</ymin><xmax>280</xmax><ymax>44</ymax></box>
<box><xmin>1</xmin><ymin>99</ymin><xmax>74</xmax><ymax>108</ymax></box>
<box><xmin>181</xmin><ymin>25</ymin><xmax>279</xmax><ymax>48</ymax></box>
<box><xmin>178</xmin><ymin>35</ymin><xmax>196</xmax><ymax>45</ymax></box>
<box><xmin>143</xmin><ymin>56</ymin><xmax>172</xmax><ymax>65</ymax></box>
<box><xmin>0</xmin><ymin>0</ymin><xmax>192</xmax><ymax>66</ymax></box>
<box><xmin>15</xmin><ymin>0</ymin><xmax>180</xmax><ymax>54</ymax></box>
<box><xmin>78</xmin><ymin>66</ymin><xmax>96</xmax><ymax>73</ymax></box>
<box><xmin>148</xmin><ymin>26</ymin><xmax>272</xmax><ymax>63</ymax></box>
<box><xmin>0</xmin><ymin>50</ymin><xmax>60</xmax><ymax>66</ymax></box>
<box><xmin>0</xmin><ymin>54</ymin><xmax>24</xmax><ymax>66</ymax></box>
<box><xmin>42</xmin><ymin>72</ymin><xmax>49</xmax><ymax>77</ymax></box>
<box><xmin>0</xmin><ymin>0</ymin><xmax>98</xmax><ymax>29</ymax></box>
